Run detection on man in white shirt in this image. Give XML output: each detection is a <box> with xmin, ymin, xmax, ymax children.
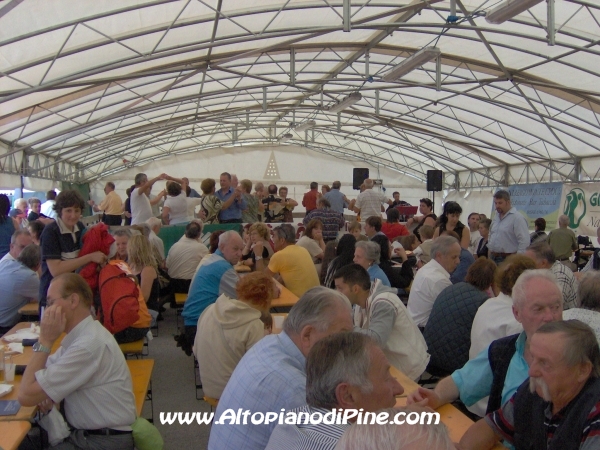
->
<box><xmin>334</xmin><ymin>264</ymin><xmax>430</xmax><ymax>380</ymax></box>
<box><xmin>350</xmin><ymin>178</ymin><xmax>393</xmax><ymax>220</ymax></box>
<box><xmin>146</xmin><ymin>217</ymin><xmax>165</xmax><ymax>261</ymax></box>
<box><xmin>40</xmin><ymin>190</ymin><xmax>58</xmax><ymax>219</ymax></box>
<box><xmin>407</xmin><ymin>236</ymin><xmax>461</xmax><ymax>328</ymax></box>
<box><xmin>166</xmin><ymin>221</ymin><xmax>208</xmax><ymax>294</ymax></box>
<box><xmin>19</xmin><ymin>273</ymin><xmax>136</xmax><ymax>449</ymax></box>
<box><xmin>130</xmin><ymin>172</ymin><xmax>166</xmax><ymax>225</ymax></box>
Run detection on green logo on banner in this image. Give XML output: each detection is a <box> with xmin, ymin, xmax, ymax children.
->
<box><xmin>563</xmin><ymin>188</ymin><xmax>586</xmax><ymax>229</ymax></box>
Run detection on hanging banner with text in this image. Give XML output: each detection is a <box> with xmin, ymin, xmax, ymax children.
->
<box><xmin>560</xmin><ymin>183</ymin><xmax>600</xmax><ymax>237</ymax></box>
<box><xmin>499</xmin><ymin>182</ymin><xmax>563</xmax><ymax>229</ymax></box>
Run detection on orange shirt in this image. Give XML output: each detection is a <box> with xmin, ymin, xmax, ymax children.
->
<box><xmin>381</xmin><ymin>222</ymin><xmax>410</xmax><ymax>241</ymax></box>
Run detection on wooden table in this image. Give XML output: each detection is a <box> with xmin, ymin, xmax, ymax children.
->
<box><xmin>234</xmin><ymin>264</ymin><xmax>251</xmax><ymax>273</ymax></box>
<box><xmin>0</xmin><ymin>324</ymin><xmax>61</xmax><ymax>422</ymax></box>
<box><xmin>0</xmin><ymin>323</ymin><xmax>149</xmax><ymax>423</ymax></box>
<box><xmin>0</xmin><ymin>421</ymin><xmax>31</xmax><ymax>450</ymax></box>
<box><xmin>270</xmin><ymin>280</ymin><xmax>299</xmax><ymax>309</ymax></box>
<box><xmin>17</xmin><ymin>302</ymin><xmax>39</xmax><ymax>317</ymax></box>
<box><xmin>391</xmin><ymin>367</ymin><xmax>506</xmax><ymax>448</ymax></box>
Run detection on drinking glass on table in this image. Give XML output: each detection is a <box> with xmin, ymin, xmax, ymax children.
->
<box><xmin>4</xmin><ymin>355</ymin><xmax>14</xmax><ymax>382</ymax></box>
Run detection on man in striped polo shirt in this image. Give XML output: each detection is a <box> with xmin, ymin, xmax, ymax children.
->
<box><xmin>265</xmin><ymin>332</ymin><xmax>403</xmax><ymax>450</ymax></box>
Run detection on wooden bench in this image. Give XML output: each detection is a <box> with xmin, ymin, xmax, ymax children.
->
<box><xmin>0</xmin><ymin>421</ymin><xmax>31</xmax><ymax>450</ymax></box>
<box><xmin>203</xmin><ymin>396</ymin><xmax>218</xmax><ymax>411</ymax></box>
<box><xmin>119</xmin><ymin>338</ymin><xmax>148</xmax><ymax>358</ymax></box>
<box><xmin>175</xmin><ymin>293</ymin><xmax>187</xmax><ymax>329</ymax></box>
<box><xmin>194</xmin><ymin>356</ymin><xmax>203</xmax><ymax>400</ymax></box>
<box><xmin>127</xmin><ymin>359</ymin><xmax>155</xmax><ymax>422</ymax></box>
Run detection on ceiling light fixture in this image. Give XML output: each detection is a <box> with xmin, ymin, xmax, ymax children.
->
<box><xmin>279</xmin><ymin>133</ymin><xmax>293</xmax><ymax>143</ymax></box>
<box><xmin>328</xmin><ymin>92</ymin><xmax>362</xmax><ymax>113</ymax></box>
<box><xmin>485</xmin><ymin>0</ymin><xmax>544</xmax><ymax>24</ymax></box>
<box><xmin>294</xmin><ymin>120</ymin><xmax>316</xmax><ymax>132</ymax></box>
<box><xmin>382</xmin><ymin>47</ymin><xmax>441</xmax><ymax>82</ymax></box>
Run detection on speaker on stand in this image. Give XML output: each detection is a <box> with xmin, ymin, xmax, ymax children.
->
<box><xmin>353</xmin><ymin>168</ymin><xmax>369</xmax><ymax>190</ymax></box>
<box><xmin>426</xmin><ymin>170</ymin><xmax>443</xmax><ymax>214</ymax></box>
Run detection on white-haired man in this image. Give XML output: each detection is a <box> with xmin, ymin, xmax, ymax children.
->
<box><xmin>265</xmin><ymin>332</ymin><xmax>403</xmax><ymax>450</ymax></box>
<box><xmin>407</xmin><ymin>236</ymin><xmax>461</xmax><ymax>328</ymax></box>
<box><xmin>350</xmin><ymin>178</ymin><xmax>393</xmax><ymax>220</ymax></box>
<box><xmin>408</xmin><ymin>270</ymin><xmax>563</xmax><ymax>421</ymax></box>
<box><xmin>145</xmin><ymin>217</ymin><xmax>165</xmax><ymax>260</ymax></box>
<box><xmin>208</xmin><ymin>287</ymin><xmax>353</xmax><ymax>450</ymax></box>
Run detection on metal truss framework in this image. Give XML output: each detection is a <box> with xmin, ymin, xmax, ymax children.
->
<box><xmin>1</xmin><ymin>0</ymin><xmax>600</xmax><ymax>187</ymax></box>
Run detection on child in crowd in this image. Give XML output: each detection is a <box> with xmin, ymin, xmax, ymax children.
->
<box><xmin>413</xmin><ymin>224</ymin><xmax>434</xmax><ymax>265</ymax></box>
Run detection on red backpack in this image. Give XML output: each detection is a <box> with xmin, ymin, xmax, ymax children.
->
<box><xmin>98</xmin><ymin>261</ymin><xmax>140</xmax><ymax>334</ymax></box>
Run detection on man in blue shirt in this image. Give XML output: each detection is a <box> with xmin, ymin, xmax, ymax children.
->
<box><xmin>323</xmin><ymin>181</ymin><xmax>349</xmax><ymax>214</ymax></box>
<box><xmin>407</xmin><ymin>270</ymin><xmax>563</xmax><ymax>423</ymax></box>
<box><xmin>176</xmin><ymin>231</ymin><xmax>242</xmax><ymax>355</ymax></box>
<box><xmin>488</xmin><ymin>190</ymin><xmax>530</xmax><ymax>265</ymax></box>
<box><xmin>215</xmin><ymin>172</ymin><xmax>247</xmax><ymax>223</ymax></box>
<box><xmin>208</xmin><ymin>287</ymin><xmax>354</xmax><ymax>450</ymax></box>
<box><xmin>0</xmin><ymin>244</ymin><xmax>40</xmax><ymax>334</ymax></box>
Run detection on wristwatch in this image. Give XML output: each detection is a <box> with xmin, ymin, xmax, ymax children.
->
<box><xmin>255</xmin><ymin>256</ymin><xmax>263</xmax><ymax>261</ymax></box>
<box><xmin>33</xmin><ymin>341</ymin><xmax>51</xmax><ymax>354</ymax></box>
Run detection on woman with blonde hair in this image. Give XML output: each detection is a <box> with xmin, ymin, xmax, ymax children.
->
<box><xmin>241</xmin><ymin>222</ymin><xmax>274</xmax><ymax>270</ymax></box>
<box><xmin>194</xmin><ymin>272</ymin><xmax>275</xmax><ymax>399</ymax></box>
<box><xmin>127</xmin><ymin>234</ymin><xmax>160</xmax><ymax>314</ymax></box>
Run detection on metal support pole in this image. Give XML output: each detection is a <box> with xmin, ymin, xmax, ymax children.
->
<box><xmin>375</xmin><ymin>90</ymin><xmax>379</xmax><ymax>115</ymax></box>
<box><xmin>343</xmin><ymin>0</ymin><xmax>351</xmax><ymax>32</ymax></box>
<box><xmin>290</xmin><ymin>48</ymin><xmax>295</xmax><ymax>85</ymax></box>
<box><xmin>262</xmin><ymin>87</ymin><xmax>267</xmax><ymax>112</ymax></box>
<box><xmin>246</xmin><ymin>110</ymin><xmax>250</xmax><ymax>130</ymax></box>
<box><xmin>547</xmin><ymin>0</ymin><xmax>555</xmax><ymax>46</ymax></box>
<box><xmin>436</xmin><ymin>55</ymin><xmax>442</xmax><ymax>91</ymax></box>
<box><xmin>365</xmin><ymin>51</ymin><xmax>369</xmax><ymax>77</ymax></box>
<box><xmin>573</xmin><ymin>157</ymin><xmax>581</xmax><ymax>182</ymax></box>
<box><xmin>337</xmin><ymin>113</ymin><xmax>341</xmax><ymax>132</ymax></box>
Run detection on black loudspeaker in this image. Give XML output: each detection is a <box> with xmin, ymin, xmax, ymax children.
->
<box><xmin>353</xmin><ymin>168</ymin><xmax>369</xmax><ymax>190</ymax></box>
<box><xmin>427</xmin><ymin>170</ymin><xmax>443</xmax><ymax>192</ymax></box>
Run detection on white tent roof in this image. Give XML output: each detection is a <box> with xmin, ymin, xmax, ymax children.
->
<box><xmin>1</xmin><ymin>0</ymin><xmax>599</xmax><ymax>188</ymax></box>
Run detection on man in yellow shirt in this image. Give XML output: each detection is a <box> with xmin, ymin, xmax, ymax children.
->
<box><xmin>88</xmin><ymin>182</ymin><xmax>123</xmax><ymax>226</ymax></box>
<box><xmin>265</xmin><ymin>224</ymin><xmax>320</xmax><ymax>297</ymax></box>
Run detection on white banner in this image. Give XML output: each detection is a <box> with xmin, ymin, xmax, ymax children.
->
<box><xmin>560</xmin><ymin>183</ymin><xmax>600</xmax><ymax>237</ymax></box>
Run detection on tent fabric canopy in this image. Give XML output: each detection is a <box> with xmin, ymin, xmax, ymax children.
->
<box><xmin>1</xmin><ymin>0</ymin><xmax>599</xmax><ymax>186</ymax></box>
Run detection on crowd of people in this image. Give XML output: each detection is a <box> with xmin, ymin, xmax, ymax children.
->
<box><xmin>1</xmin><ymin>172</ymin><xmax>600</xmax><ymax>450</ymax></box>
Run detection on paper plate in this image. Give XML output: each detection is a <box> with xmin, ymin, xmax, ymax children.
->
<box><xmin>16</xmin><ymin>327</ymin><xmax>39</xmax><ymax>335</ymax></box>
<box><xmin>0</xmin><ymin>384</ymin><xmax>13</xmax><ymax>398</ymax></box>
<box><xmin>3</xmin><ymin>332</ymin><xmax>39</xmax><ymax>342</ymax></box>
